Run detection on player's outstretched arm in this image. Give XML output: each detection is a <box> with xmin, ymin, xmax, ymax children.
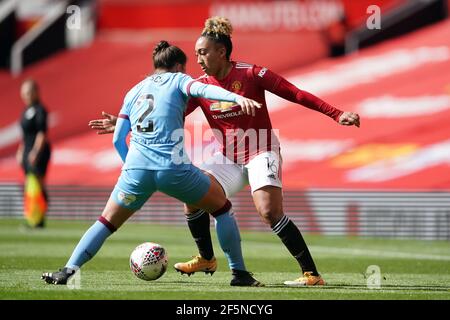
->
<box><xmin>88</xmin><ymin>111</ymin><xmax>118</xmax><ymax>135</ymax></box>
<box><xmin>338</xmin><ymin>111</ymin><xmax>360</xmax><ymax>127</ymax></box>
<box><xmin>255</xmin><ymin>66</ymin><xmax>360</xmax><ymax>124</ymax></box>
<box><xmin>187</xmin><ymin>80</ymin><xmax>262</xmax><ymax>116</ymax></box>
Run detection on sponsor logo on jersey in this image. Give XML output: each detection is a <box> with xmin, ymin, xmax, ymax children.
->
<box><xmin>231</xmin><ymin>80</ymin><xmax>242</xmax><ymax>92</ymax></box>
<box><xmin>210</xmin><ymin>101</ymin><xmax>239</xmax><ymax>113</ymax></box>
<box><xmin>211</xmin><ymin>111</ymin><xmax>244</xmax><ymax>119</ymax></box>
<box><xmin>258</xmin><ymin>68</ymin><xmax>267</xmax><ymax>78</ymax></box>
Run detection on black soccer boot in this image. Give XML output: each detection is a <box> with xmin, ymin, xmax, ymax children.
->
<box><xmin>230</xmin><ymin>269</ymin><xmax>264</xmax><ymax>287</ymax></box>
<box><xmin>41</xmin><ymin>267</ymin><xmax>76</xmax><ymax>285</ymax></box>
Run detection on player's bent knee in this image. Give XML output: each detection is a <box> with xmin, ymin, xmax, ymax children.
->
<box><xmin>101</xmin><ymin>198</ymin><xmax>136</xmax><ymax>229</ymax></box>
<box><xmin>185</xmin><ymin>203</ymin><xmax>200</xmax><ymax>215</ymax></box>
<box><xmin>210</xmin><ymin>199</ymin><xmax>232</xmax><ymax>218</ymax></box>
<box><xmin>257</xmin><ymin>207</ymin><xmax>283</xmax><ymax>226</ymax></box>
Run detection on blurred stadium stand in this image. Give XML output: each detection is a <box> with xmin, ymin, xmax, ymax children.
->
<box><xmin>1</xmin><ymin>184</ymin><xmax>449</xmax><ymax>239</ymax></box>
<box><xmin>0</xmin><ymin>0</ymin><xmax>96</xmax><ymax>73</ymax></box>
<box><xmin>346</xmin><ymin>0</ymin><xmax>449</xmax><ymax>53</ymax></box>
<box><xmin>0</xmin><ymin>0</ymin><xmax>15</xmax><ymax>68</ymax></box>
<box><xmin>0</xmin><ymin>0</ymin><xmax>449</xmax><ymax>239</ymax></box>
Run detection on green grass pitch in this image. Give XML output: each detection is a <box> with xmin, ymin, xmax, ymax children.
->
<box><xmin>0</xmin><ymin>219</ymin><xmax>449</xmax><ymax>300</ymax></box>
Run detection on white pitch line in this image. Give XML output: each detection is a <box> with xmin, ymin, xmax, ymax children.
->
<box><xmin>310</xmin><ymin>246</ymin><xmax>450</xmax><ymax>261</ymax></box>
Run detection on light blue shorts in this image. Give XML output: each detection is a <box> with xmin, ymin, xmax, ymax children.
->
<box><xmin>111</xmin><ymin>165</ymin><xmax>211</xmax><ymax>211</ymax></box>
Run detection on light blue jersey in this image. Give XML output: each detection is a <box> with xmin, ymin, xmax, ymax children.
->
<box><xmin>113</xmin><ymin>72</ymin><xmax>240</xmax><ymax>171</ymax></box>
<box><xmin>63</xmin><ymin>71</ymin><xmax>248</xmax><ymax>275</ymax></box>
<box><xmin>111</xmin><ymin>72</ymin><xmax>242</xmax><ymax>209</ymax></box>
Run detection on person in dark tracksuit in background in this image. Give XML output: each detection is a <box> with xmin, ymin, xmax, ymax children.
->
<box><xmin>16</xmin><ymin>79</ymin><xmax>51</xmax><ymax>228</ymax></box>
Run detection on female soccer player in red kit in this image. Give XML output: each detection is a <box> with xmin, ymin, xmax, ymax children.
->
<box><xmin>176</xmin><ymin>17</ymin><xmax>359</xmax><ymax>286</ymax></box>
<box><xmin>90</xmin><ymin>17</ymin><xmax>360</xmax><ymax>286</ymax></box>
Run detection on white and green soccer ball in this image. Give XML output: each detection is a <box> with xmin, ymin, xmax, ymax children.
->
<box><xmin>130</xmin><ymin>242</ymin><xmax>168</xmax><ymax>281</ymax></box>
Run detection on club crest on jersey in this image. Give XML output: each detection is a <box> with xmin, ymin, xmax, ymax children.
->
<box><xmin>231</xmin><ymin>80</ymin><xmax>242</xmax><ymax>92</ymax></box>
<box><xmin>210</xmin><ymin>101</ymin><xmax>239</xmax><ymax>113</ymax></box>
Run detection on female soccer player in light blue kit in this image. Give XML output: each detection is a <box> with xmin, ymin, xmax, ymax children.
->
<box><xmin>41</xmin><ymin>41</ymin><xmax>263</xmax><ymax>286</ymax></box>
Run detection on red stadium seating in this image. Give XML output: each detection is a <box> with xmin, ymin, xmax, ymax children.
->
<box><xmin>1</xmin><ymin>19</ymin><xmax>449</xmax><ymax>191</ymax></box>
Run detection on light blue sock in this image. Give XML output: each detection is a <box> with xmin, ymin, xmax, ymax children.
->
<box><xmin>214</xmin><ymin>211</ymin><xmax>246</xmax><ymax>271</ymax></box>
<box><xmin>65</xmin><ymin>221</ymin><xmax>113</xmax><ymax>269</ymax></box>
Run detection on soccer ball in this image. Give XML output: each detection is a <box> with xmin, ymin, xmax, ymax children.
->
<box><xmin>129</xmin><ymin>242</ymin><xmax>168</xmax><ymax>281</ymax></box>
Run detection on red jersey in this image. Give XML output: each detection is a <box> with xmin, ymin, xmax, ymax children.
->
<box><xmin>186</xmin><ymin>61</ymin><xmax>343</xmax><ymax>164</ymax></box>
